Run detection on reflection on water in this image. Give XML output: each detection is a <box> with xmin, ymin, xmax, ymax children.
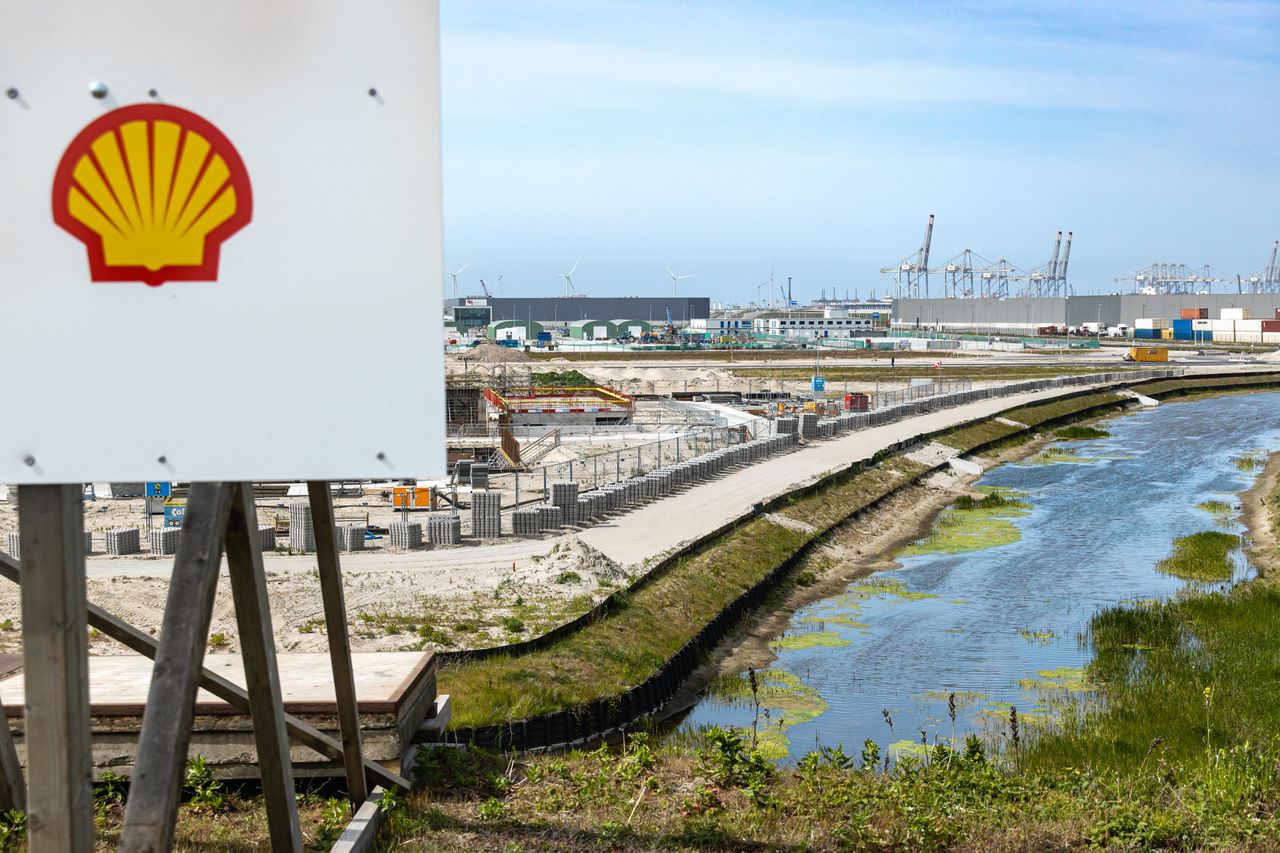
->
<box><xmin>678</xmin><ymin>392</ymin><xmax>1280</xmax><ymax>761</ymax></box>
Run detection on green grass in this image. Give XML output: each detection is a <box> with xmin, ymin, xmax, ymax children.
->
<box><xmin>936</xmin><ymin>391</ymin><xmax>1127</xmax><ymax>453</ymax></box>
<box><xmin>1197</xmin><ymin>500</ymin><xmax>1234</xmax><ymax>516</ymax></box>
<box><xmin>1054</xmin><ymin>425</ymin><xmax>1111</xmax><ymax>440</ymax></box>
<box><xmin>1025</xmin><ymin>582</ymin><xmax>1280</xmax><ymax>775</ymax></box>
<box><xmin>1154</xmin><ymin>531</ymin><xmax>1239</xmax><ymax>582</ymax></box>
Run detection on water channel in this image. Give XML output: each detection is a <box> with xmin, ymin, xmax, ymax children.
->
<box><xmin>678</xmin><ymin>392</ymin><xmax>1280</xmax><ymax>761</ymax></box>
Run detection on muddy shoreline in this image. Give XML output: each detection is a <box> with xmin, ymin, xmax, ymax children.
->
<box><xmin>1242</xmin><ymin>450</ymin><xmax>1280</xmax><ymax>578</ymax></box>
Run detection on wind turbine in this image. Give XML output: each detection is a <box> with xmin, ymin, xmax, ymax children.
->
<box><xmin>445</xmin><ymin>260</ymin><xmax>472</xmax><ymax>299</ymax></box>
<box><xmin>666</xmin><ymin>265</ymin><xmax>697</xmax><ymax>297</ymax></box>
<box><xmin>760</xmin><ymin>262</ymin><xmax>775</xmax><ymax>308</ymax></box>
<box><xmin>558</xmin><ymin>258</ymin><xmax>582</xmax><ymax>296</ymax></box>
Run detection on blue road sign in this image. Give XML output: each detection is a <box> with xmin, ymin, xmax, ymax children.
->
<box><xmin>811</xmin><ymin>376</ymin><xmax>826</xmax><ymax>392</ymax></box>
<box><xmin>146</xmin><ymin>482</ymin><xmax>172</xmax><ymax>498</ymax></box>
<box><xmin>872</xmin><ymin>312</ymin><xmax>880</xmax><ymax>319</ymax></box>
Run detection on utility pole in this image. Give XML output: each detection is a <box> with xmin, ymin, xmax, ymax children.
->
<box><xmin>787</xmin><ymin>277</ymin><xmax>792</xmax><ymax>307</ymax></box>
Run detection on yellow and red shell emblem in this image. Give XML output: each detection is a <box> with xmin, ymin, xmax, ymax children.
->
<box><xmin>52</xmin><ymin>104</ymin><xmax>252</xmax><ymax>286</ymax></box>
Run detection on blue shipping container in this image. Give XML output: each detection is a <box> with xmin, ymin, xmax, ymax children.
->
<box><xmin>1135</xmin><ymin>328</ymin><xmax>1159</xmax><ymax>339</ymax></box>
<box><xmin>1172</xmin><ymin>319</ymin><xmax>1193</xmax><ymax>332</ymax></box>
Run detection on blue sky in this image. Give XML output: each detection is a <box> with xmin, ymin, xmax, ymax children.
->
<box><xmin>440</xmin><ymin>1</ymin><xmax>1280</xmax><ymax>302</ymax></box>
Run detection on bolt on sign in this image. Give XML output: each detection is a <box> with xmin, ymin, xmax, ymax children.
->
<box><xmin>0</xmin><ymin>1</ymin><xmax>444</xmax><ymax>483</ymax></box>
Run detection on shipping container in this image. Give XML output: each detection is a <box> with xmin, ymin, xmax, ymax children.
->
<box><xmin>1134</xmin><ymin>328</ymin><xmax>1159</xmax><ymax>340</ymax></box>
<box><xmin>1262</xmin><ymin>320</ymin><xmax>1280</xmax><ymax>333</ymax></box>
<box><xmin>1193</xmin><ymin>318</ymin><xmax>1213</xmax><ymax>329</ymax></box>
<box><xmin>1162</xmin><ymin>328</ymin><xmax>1173</xmax><ymax>340</ymax></box>
<box><xmin>1221</xmin><ymin>308</ymin><xmax>1253</xmax><ymax>321</ymax></box>
<box><xmin>1172</xmin><ymin>319</ymin><xmax>1193</xmax><ymax>332</ymax></box>
<box><xmin>1210</xmin><ymin>319</ymin><xmax>1236</xmax><ymax>331</ymax></box>
<box><xmin>1127</xmin><ymin>347</ymin><xmax>1169</xmax><ymax>362</ymax></box>
<box><xmin>1265</xmin><ymin>332</ymin><xmax>1280</xmax><ymax>344</ymax></box>
<box><xmin>1181</xmin><ymin>307</ymin><xmax>1209</xmax><ymax>320</ymax></box>
<box><xmin>1135</xmin><ymin>318</ymin><xmax>1170</xmax><ymax>329</ymax></box>
<box><xmin>1237</xmin><ymin>319</ymin><xmax>1264</xmax><ymax>332</ymax></box>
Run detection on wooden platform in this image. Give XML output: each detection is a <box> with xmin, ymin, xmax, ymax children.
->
<box><xmin>0</xmin><ymin>651</ymin><xmax>438</xmax><ymax>779</ymax></box>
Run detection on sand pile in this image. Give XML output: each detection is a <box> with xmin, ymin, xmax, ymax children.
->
<box><xmin>469</xmin><ymin>343</ymin><xmax>533</xmax><ymax>364</ymax></box>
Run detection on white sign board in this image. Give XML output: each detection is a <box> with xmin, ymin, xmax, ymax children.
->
<box><xmin>1</xmin><ymin>1</ymin><xmax>444</xmax><ymax>483</ymax></box>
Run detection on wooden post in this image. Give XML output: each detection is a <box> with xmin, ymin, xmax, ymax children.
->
<box><xmin>120</xmin><ymin>482</ymin><xmax>234</xmax><ymax>852</ymax></box>
<box><xmin>307</xmin><ymin>481</ymin><xmax>369</xmax><ymax>805</ymax></box>
<box><xmin>224</xmin><ymin>482</ymin><xmax>302</xmax><ymax>852</ymax></box>
<box><xmin>0</xmin><ymin>694</ymin><xmax>25</xmax><ymax>813</ymax></box>
<box><xmin>18</xmin><ymin>484</ymin><xmax>92</xmax><ymax>852</ymax></box>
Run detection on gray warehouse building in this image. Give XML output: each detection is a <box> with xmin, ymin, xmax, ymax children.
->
<box><xmin>893</xmin><ymin>294</ymin><xmax>1280</xmax><ymax>333</ymax></box>
<box><xmin>446</xmin><ymin>296</ymin><xmax>710</xmax><ymax>325</ymax></box>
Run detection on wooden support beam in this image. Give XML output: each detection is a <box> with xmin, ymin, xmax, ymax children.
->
<box><xmin>0</xmin><ymin>553</ymin><xmax>409</xmax><ymax>792</ymax></box>
<box><xmin>18</xmin><ymin>484</ymin><xmax>93</xmax><ymax>852</ymax></box>
<box><xmin>120</xmin><ymin>482</ymin><xmax>234</xmax><ymax>852</ymax></box>
<box><xmin>308</xmin><ymin>481</ymin><xmax>369</xmax><ymax>805</ymax></box>
<box><xmin>224</xmin><ymin>482</ymin><xmax>302</xmax><ymax>852</ymax></box>
<box><xmin>0</xmin><ymin>692</ymin><xmax>26</xmax><ymax>813</ymax></box>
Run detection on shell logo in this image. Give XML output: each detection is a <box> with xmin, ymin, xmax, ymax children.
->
<box><xmin>52</xmin><ymin>104</ymin><xmax>252</xmax><ymax>286</ymax></box>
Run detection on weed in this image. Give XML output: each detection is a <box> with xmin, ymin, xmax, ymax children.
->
<box><xmin>1155</xmin><ymin>531</ymin><xmax>1239</xmax><ymax>581</ymax></box>
<box><xmin>183</xmin><ymin>755</ymin><xmax>224</xmax><ymax>812</ymax></box>
<box><xmin>306</xmin><ymin>798</ymin><xmax>349</xmax><ymax>851</ymax></box>
<box><xmin>501</xmin><ymin>616</ymin><xmax>526</xmax><ymax>634</ymax></box>
<box><xmin>207</xmin><ymin>632</ymin><xmax>229</xmax><ymax>648</ymax></box>
<box><xmin>554</xmin><ymin>570</ymin><xmax>582</xmax><ymax>584</ymax></box>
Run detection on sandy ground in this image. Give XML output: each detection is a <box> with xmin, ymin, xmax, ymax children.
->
<box><xmin>1243</xmin><ymin>450</ymin><xmax>1280</xmax><ymax>577</ymax></box>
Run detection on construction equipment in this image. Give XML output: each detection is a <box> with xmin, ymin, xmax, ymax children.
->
<box><xmin>881</xmin><ymin>214</ymin><xmax>934</xmax><ymax>299</ymax></box>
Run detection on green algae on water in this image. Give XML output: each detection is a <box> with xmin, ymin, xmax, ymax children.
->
<box><xmin>704</xmin><ymin>669</ymin><xmax>827</xmax><ymax>761</ymax></box>
<box><xmin>898</xmin><ymin>489</ymin><xmax>1031</xmax><ymax>557</ymax></box>
<box><xmin>799</xmin><ymin>614</ymin><xmax>869</xmax><ymax>630</ymax></box>
<box><xmin>772</xmin><ymin>630</ymin><xmax>850</xmax><ymax>651</ymax></box>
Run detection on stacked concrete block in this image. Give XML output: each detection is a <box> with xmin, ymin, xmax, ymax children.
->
<box><xmin>819</xmin><ymin>420</ymin><xmax>837</xmax><ymax>438</ymax></box>
<box><xmin>513</xmin><ymin>508</ymin><xmax>542</xmax><ymax>537</ymax></box>
<box><xmin>537</xmin><ymin>505</ymin><xmax>563</xmax><ymax>532</ymax></box>
<box><xmin>258</xmin><ymin>526</ymin><xmax>277</xmax><ymax>552</ymax></box>
<box><xmin>471</xmin><ymin>491</ymin><xmax>503</xmax><ymax>539</ymax></box>
<box><xmin>106</xmin><ymin>527</ymin><xmax>141</xmax><ymax>556</ymax></box>
<box><xmin>84</xmin><ymin>530</ymin><xmax>93</xmax><ymax>555</ymax></box>
<box><xmin>390</xmin><ymin>521</ymin><xmax>423</xmax><ymax>549</ymax></box>
<box><xmin>337</xmin><ymin>524</ymin><xmax>365</xmax><ymax>552</ymax></box>
<box><xmin>798</xmin><ymin>412</ymin><xmax>820</xmax><ymax>439</ymax></box>
<box><xmin>550</xmin><ymin>482</ymin><xmax>580</xmax><ymax>526</ymax></box>
<box><xmin>149</xmin><ymin>527</ymin><xmax>182</xmax><ymax>556</ymax></box>
<box><xmin>427</xmin><ymin>515</ymin><xmax>461</xmax><ymax>546</ymax></box>
<box><xmin>289</xmin><ymin>504</ymin><xmax>315</xmax><ymax>553</ymax></box>
<box><xmin>776</xmin><ymin>417</ymin><xmax>798</xmax><ymax>436</ymax></box>
<box><xmin>3</xmin><ymin>533</ymin><xmax>18</xmax><ymax>559</ymax></box>
<box><xmin>576</xmin><ymin>496</ymin><xmax>594</xmax><ymax>524</ymax></box>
